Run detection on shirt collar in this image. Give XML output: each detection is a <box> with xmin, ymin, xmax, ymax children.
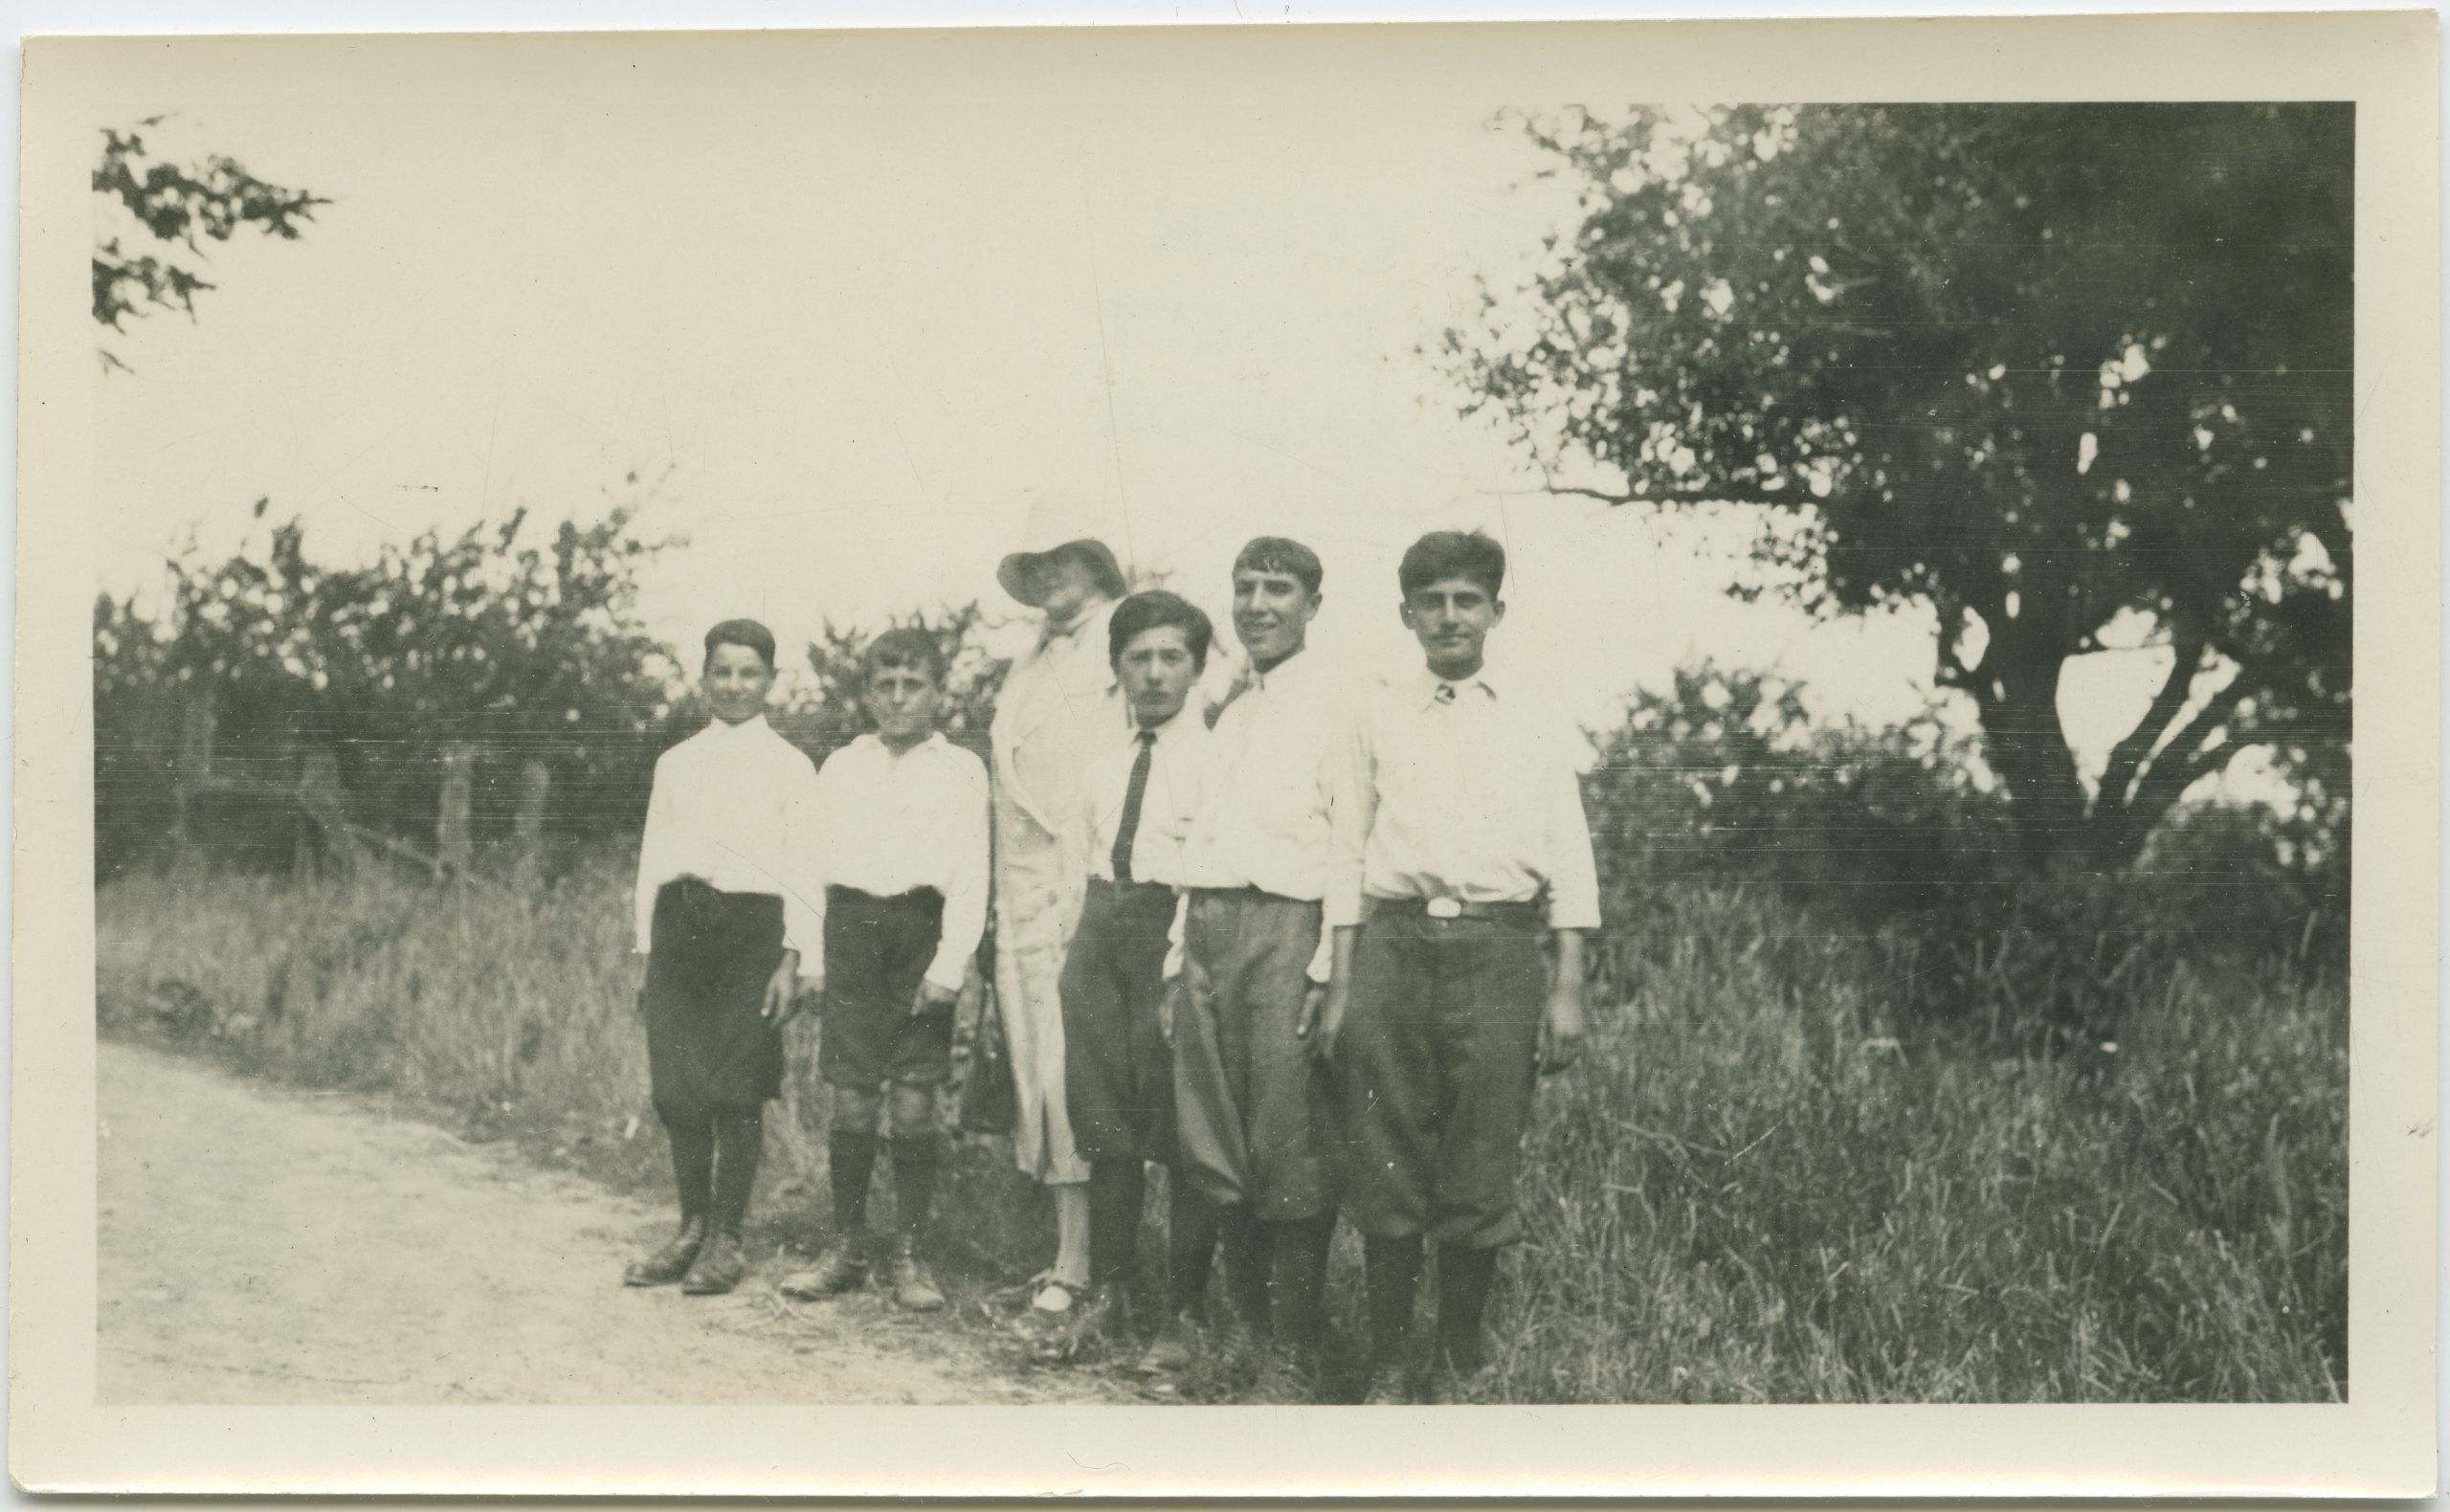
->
<box><xmin>1247</xmin><ymin>646</ymin><xmax>1314</xmax><ymax>694</ymax></box>
<box><xmin>1415</xmin><ymin>666</ymin><xmax>1497</xmax><ymax>708</ymax></box>
<box><xmin>705</xmin><ymin>712</ymin><xmax>773</xmax><ymax>742</ymax></box>
<box><xmin>860</xmin><ymin>730</ymin><xmax>948</xmax><ymax>761</ymax></box>
<box><xmin>1125</xmin><ymin>704</ymin><xmax>1200</xmax><ymax>750</ymax></box>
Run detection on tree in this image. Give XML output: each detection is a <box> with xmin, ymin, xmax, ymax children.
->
<box><xmin>93</xmin><ymin>120</ymin><xmax>327</xmax><ymax>367</ymax></box>
<box><xmin>1445</xmin><ymin>104</ymin><xmax>2351</xmax><ymax>869</ymax></box>
<box><xmin>94</xmin><ymin>497</ymin><xmax>679</xmax><ymax>871</ymax></box>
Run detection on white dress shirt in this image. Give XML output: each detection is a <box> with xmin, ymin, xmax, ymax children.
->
<box><xmin>1082</xmin><ymin>705</ymin><xmax>1213</xmax><ymax>890</ymax></box>
<box><xmin>633</xmin><ymin>714</ymin><xmax>826</xmax><ymax>963</ymax></box>
<box><xmin>1325</xmin><ymin>667</ymin><xmax>1602</xmax><ymax>932</ymax></box>
<box><xmin>1182</xmin><ymin>648</ymin><xmax>1341</xmax><ymax>982</ymax></box>
<box><xmin>811</xmin><ymin>732</ymin><xmax>991</xmax><ymax>993</ymax></box>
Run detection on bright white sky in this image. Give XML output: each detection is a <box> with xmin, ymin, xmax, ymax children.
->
<box><xmin>86</xmin><ymin>33</ymin><xmax>2171</xmax><ymax>767</ymax></box>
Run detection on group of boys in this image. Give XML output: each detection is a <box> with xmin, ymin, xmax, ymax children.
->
<box><xmin>624</xmin><ymin>527</ymin><xmax>1596</xmax><ymax>1408</ymax></box>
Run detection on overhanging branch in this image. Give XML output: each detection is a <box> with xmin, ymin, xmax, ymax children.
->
<box><xmin>2096</xmin><ymin>634</ymin><xmax>2204</xmax><ymax>812</ymax></box>
<box><xmin>2122</xmin><ymin>676</ymin><xmax>2257</xmax><ymax>829</ymax></box>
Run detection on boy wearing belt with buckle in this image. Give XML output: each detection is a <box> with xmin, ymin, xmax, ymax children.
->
<box><xmin>1043</xmin><ymin>589</ymin><xmax>1216</xmax><ymax>1352</ymax></box>
<box><xmin>779</xmin><ymin>629</ymin><xmax>989</xmax><ymax>1312</ymax></box>
<box><xmin>1313</xmin><ymin>531</ymin><xmax>1599</xmax><ymax>1404</ymax></box>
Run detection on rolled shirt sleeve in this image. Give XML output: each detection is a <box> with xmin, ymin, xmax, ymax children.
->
<box><xmin>1543</xmin><ymin>758</ymin><xmax>1603</xmax><ymax>932</ymax></box>
<box><xmin>1323</xmin><ymin>700</ymin><xmax>1376</xmax><ymax>931</ymax></box>
<box><xmin>632</xmin><ymin>751</ymin><xmax>680</xmax><ymax>954</ymax></box>
<box><xmin>779</xmin><ymin>751</ymin><xmax>827</xmax><ymax>966</ymax></box>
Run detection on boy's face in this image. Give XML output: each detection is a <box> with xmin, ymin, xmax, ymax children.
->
<box><xmin>1116</xmin><ymin>624</ymin><xmax>1200</xmax><ymax>729</ymax></box>
<box><xmin>864</xmin><ymin>661</ymin><xmax>944</xmax><ymax>746</ymax></box>
<box><xmin>1231</xmin><ymin>567</ymin><xmax>1320</xmax><ymax>668</ymax></box>
<box><xmin>703</xmin><ymin>643</ymin><xmax>776</xmax><ymax>724</ymax></box>
<box><xmin>1399</xmin><ymin>575</ymin><xmax>1503</xmax><ymax>678</ymax></box>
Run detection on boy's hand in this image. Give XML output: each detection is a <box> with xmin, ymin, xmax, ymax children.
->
<box><xmin>1302</xmin><ymin>927</ymin><xmax>1358</xmax><ymax>1066</ymax></box>
<box><xmin>1537</xmin><ymin>981</ymin><xmax>1586</xmax><ymax>1075</ymax></box>
<box><xmin>913</xmin><ymin>980</ymin><xmax>959</xmax><ymax>1015</ymax></box>
<box><xmin>1300</xmin><ymin>981</ymin><xmax>1348</xmax><ymax>1065</ymax></box>
<box><xmin>1292</xmin><ymin>982</ymin><xmax>1327</xmax><ymax>1042</ymax></box>
<box><xmin>762</xmin><ymin>952</ymin><xmax>804</xmax><ymax>1025</ymax></box>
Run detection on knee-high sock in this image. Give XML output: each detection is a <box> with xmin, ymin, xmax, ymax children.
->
<box><xmin>709</xmin><ymin>1105</ymin><xmax>765</xmax><ymax>1237</ymax></box>
<box><xmin>1087</xmin><ymin>1160</ymin><xmax>1146</xmax><ymax>1290</ymax></box>
<box><xmin>659</xmin><ymin>1105</ymin><xmax>715</xmax><ymax>1225</ymax></box>
<box><xmin>889</xmin><ymin>1135</ymin><xmax>942</xmax><ymax>1242</ymax></box>
<box><xmin>1219</xmin><ymin>1203</ymin><xmax>1270</xmax><ymax>1329</ymax></box>
<box><xmin>1436</xmin><ymin>1243</ymin><xmax>1500</xmax><ymax>1374</ymax></box>
<box><xmin>1167</xmin><ymin>1179</ymin><xmax>1223</xmax><ymax>1315</ymax></box>
<box><xmin>1267</xmin><ymin>1213</ymin><xmax>1335</xmax><ymax>1350</ymax></box>
<box><xmin>830</xmin><ymin>1129</ymin><xmax>880</xmax><ymax>1233</ymax></box>
<box><xmin>1363</xmin><ymin>1235</ymin><xmax>1424</xmax><ymax>1368</ymax></box>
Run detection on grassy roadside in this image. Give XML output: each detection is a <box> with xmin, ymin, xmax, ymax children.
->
<box><xmin>98</xmin><ymin>858</ymin><xmax>2347</xmax><ymax>1403</ymax></box>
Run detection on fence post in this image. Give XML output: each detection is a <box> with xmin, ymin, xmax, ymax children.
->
<box><xmin>169</xmin><ymin>683</ymin><xmax>218</xmax><ymax>847</ymax></box>
<box><xmin>294</xmin><ymin>748</ymin><xmax>352</xmax><ymax>880</ymax></box>
<box><xmin>510</xmin><ymin>759</ymin><xmax>550</xmax><ymax>877</ymax></box>
<box><xmin>435</xmin><ymin>743</ymin><xmax>476</xmax><ymax>878</ymax></box>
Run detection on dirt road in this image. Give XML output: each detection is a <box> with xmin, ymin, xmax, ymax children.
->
<box><xmin>98</xmin><ymin>1041</ymin><xmax>1125</xmax><ymax>1406</ymax></box>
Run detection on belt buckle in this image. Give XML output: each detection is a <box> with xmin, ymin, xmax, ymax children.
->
<box><xmin>1425</xmin><ymin>897</ymin><xmax>1462</xmax><ymax>920</ymax></box>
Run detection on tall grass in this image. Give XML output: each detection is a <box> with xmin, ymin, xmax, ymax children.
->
<box><xmin>97</xmin><ymin>856</ymin><xmax>2345</xmax><ymax>1403</ymax></box>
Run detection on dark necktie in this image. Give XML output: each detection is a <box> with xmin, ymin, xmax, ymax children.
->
<box><xmin>1111</xmin><ymin>729</ymin><xmax>1157</xmax><ymax>884</ymax></box>
<box><xmin>1435</xmin><ymin>681</ymin><xmax>1459</xmax><ymax>704</ymax></box>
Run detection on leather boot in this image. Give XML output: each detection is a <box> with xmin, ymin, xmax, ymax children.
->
<box><xmin>623</xmin><ymin>1216</ymin><xmax>704</xmax><ymax>1287</ymax></box>
<box><xmin>779</xmin><ymin>1236</ymin><xmax>869</xmax><ymax>1300</ymax></box>
<box><xmin>886</xmin><ymin>1236</ymin><xmax>947</xmax><ymax>1311</ymax></box>
<box><xmin>680</xmin><ymin>1228</ymin><xmax>747</xmax><ymax>1295</ymax></box>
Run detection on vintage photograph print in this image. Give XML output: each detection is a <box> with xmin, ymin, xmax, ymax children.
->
<box><xmin>13</xmin><ymin>14</ymin><xmax>2437</xmax><ymax>1500</ymax></box>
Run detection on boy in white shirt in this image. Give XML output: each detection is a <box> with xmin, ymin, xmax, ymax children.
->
<box><xmin>1041</xmin><ymin>591</ymin><xmax>1216</xmax><ymax>1352</ymax></box>
<box><xmin>1160</xmin><ymin>537</ymin><xmax>1341</xmax><ymax>1396</ymax></box>
<box><xmin>780</xmin><ymin>630</ymin><xmax>989</xmax><ymax>1312</ymax></box>
<box><xmin>623</xmin><ymin>619</ymin><xmax>823</xmax><ymax>1297</ymax></box>
<box><xmin>1317</xmin><ymin>532</ymin><xmax>1600</xmax><ymax>1403</ymax></box>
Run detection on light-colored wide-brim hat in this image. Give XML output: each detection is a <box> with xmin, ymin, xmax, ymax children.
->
<box><xmin>997</xmin><ymin>492</ymin><xmax>1130</xmax><ymax>607</ymax></box>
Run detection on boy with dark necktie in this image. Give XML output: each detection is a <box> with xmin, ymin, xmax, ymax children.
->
<box><xmin>1036</xmin><ymin>590</ymin><xmax>1215</xmax><ymax>1352</ymax></box>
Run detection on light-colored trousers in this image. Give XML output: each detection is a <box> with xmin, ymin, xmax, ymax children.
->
<box><xmin>992</xmin><ymin>792</ymin><xmax>1091</xmax><ymax>1186</ymax></box>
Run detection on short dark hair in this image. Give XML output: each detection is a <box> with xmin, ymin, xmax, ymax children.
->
<box><xmin>703</xmin><ymin>617</ymin><xmax>777</xmax><ymax>670</ymax></box>
<box><xmin>862</xmin><ymin>627</ymin><xmax>947</xmax><ymax>687</ymax></box>
<box><xmin>1397</xmin><ymin>531</ymin><xmax>1505</xmax><ymax>599</ymax></box>
<box><xmin>1233</xmin><ymin>536</ymin><xmax>1324</xmax><ymax>595</ymax></box>
<box><xmin>1108</xmin><ymin>589</ymin><xmax>1214</xmax><ymax>672</ymax></box>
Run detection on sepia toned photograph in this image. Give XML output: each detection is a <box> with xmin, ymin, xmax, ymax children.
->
<box><xmin>12</xmin><ymin>11</ymin><xmax>2437</xmax><ymax>1500</ymax></box>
